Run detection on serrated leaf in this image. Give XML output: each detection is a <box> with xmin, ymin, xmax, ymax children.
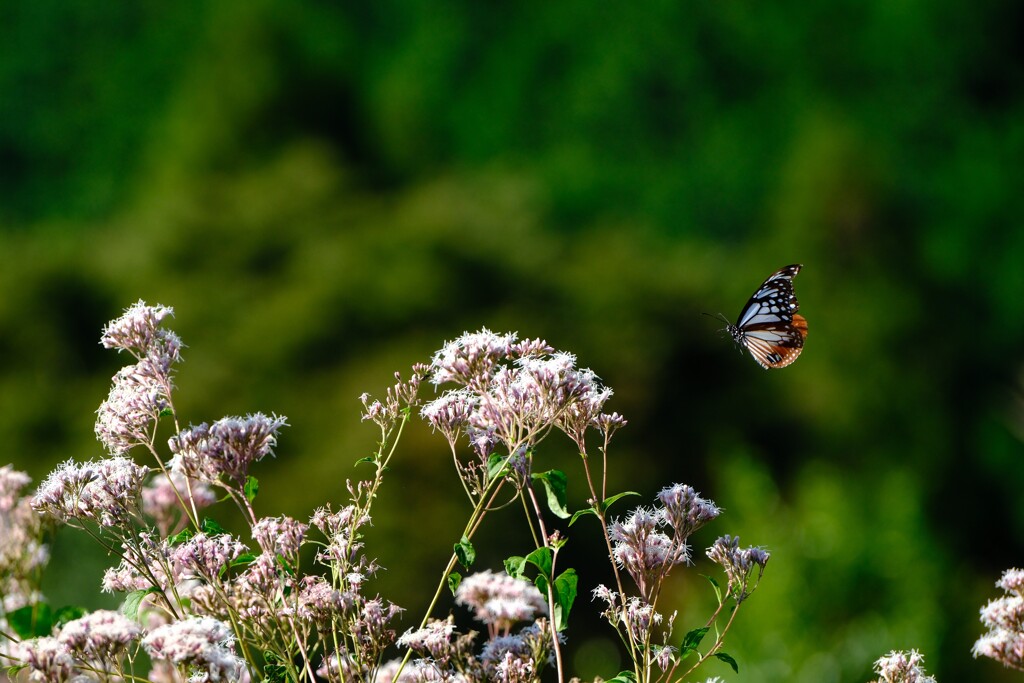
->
<box><xmin>714</xmin><ymin>651</ymin><xmax>739</xmax><ymax>673</ymax></box>
<box><xmin>524</xmin><ymin>547</ymin><xmax>553</xmax><ymax>578</ymax></box>
<box><xmin>681</xmin><ymin>626</ymin><xmax>709</xmax><ymax>651</ymax></box>
<box><xmin>504</xmin><ymin>556</ymin><xmax>527</xmax><ymax>579</ymax></box>
<box><xmin>447</xmin><ymin>572</ymin><xmax>462</xmax><ymax>596</ymax></box>
<box><xmin>569</xmin><ymin>507</ymin><xmax>598</xmax><ymax>526</ymax></box>
<box><xmin>607</xmin><ymin>672</ymin><xmax>637</xmax><ymax>683</ymax></box>
<box><xmin>244</xmin><ymin>476</ymin><xmax>259</xmax><ymax>503</ymax></box>
<box><xmin>532</xmin><ymin>469</ymin><xmax>570</xmax><ymax>519</ymax></box>
<box><xmin>121</xmin><ymin>587</ymin><xmax>160</xmax><ymax>620</ymax></box>
<box><xmin>54</xmin><ymin>606</ymin><xmax>87</xmax><ymax>628</ymax></box>
<box><xmin>553</xmin><ymin>568</ymin><xmax>578</xmax><ymax>631</ymax></box>
<box><xmin>600</xmin><ymin>491</ymin><xmax>640</xmax><ymax>513</ymax></box>
<box><xmin>201</xmin><ymin>517</ymin><xmax>226</xmax><ymax>535</ymax></box>
<box><xmin>8</xmin><ymin>603</ymin><xmax>53</xmax><ymax>639</ymax></box>
<box><xmin>454</xmin><ymin>536</ymin><xmax>476</xmax><ymax>569</ymax></box>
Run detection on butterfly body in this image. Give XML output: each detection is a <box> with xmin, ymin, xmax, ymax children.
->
<box><xmin>725</xmin><ymin>264</ymin><xmax>808</xmax><ymax>369</ymax></box>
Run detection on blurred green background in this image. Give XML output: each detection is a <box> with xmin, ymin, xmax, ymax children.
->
<box><xmin>3</xmin><ymin>2</ymin><xmax>1023</xmax><ymax>681</ymax></box>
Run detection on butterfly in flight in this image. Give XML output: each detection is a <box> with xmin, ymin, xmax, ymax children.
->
<box><xmin>723</xmin><ymin>264</ymin><xmax>808</xmax><ymax>369</ymax></box>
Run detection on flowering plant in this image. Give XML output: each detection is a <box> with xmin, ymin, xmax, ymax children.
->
<box><xmin>0</xmin><ymin>301</ymin><xmax>930</xmax><ymax>682</ymax></box>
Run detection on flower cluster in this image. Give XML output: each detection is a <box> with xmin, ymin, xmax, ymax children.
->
<box><xmin>705</xmin><ymin>535</ymin><xmax>770</xmax><ymax>602</ymax></box>
<box><xmin>142</xmin><ymin>616</ymin><xmax>245</xmax><ymax>682</ymax></box>
<box><xmin>869</xmin><ymin>649</ymin><xmax>937</xmax><ymax>683</ymax></box>
<box><xmin>167</xmin><ymin>413</ymin><xmax>288</xmax><ymax>487</ymax></box>
<box><xmin>973</xmin><ymin>567</ymin><xmax>1024</xmax><ymax>671</ymax></box>
<box><xmin>143</xmin><ymin>471</ymin><xmax>217</xmax><ymax>535</ymax></box>
<box><xmin>454</xmin><ymin>570</ymin><xmax>548</xmax><ymax>636</ymax></box>
<box><xmin>421</xmin><ymin>329</ymin><xmax>618</xmax><ymax>497</ymax></box>
<box><xmin>32</xmin><ymin>457</ymin><xmax>149</xmax><ymax>527</ymax></box>
<box><xmin>0</xmin><ymin>466</ymin><xmax>49</xmax><ymax>618</ymax></box>
<box><xmin>95</xmin><ymin>301</ymin><xmax>182</xmax><ymax>455</ymax></box>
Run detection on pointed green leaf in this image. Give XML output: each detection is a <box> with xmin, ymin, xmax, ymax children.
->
<box><xmin>532</xmin><ymin>469</ymin><xmax>570</xmax><ymax>519</ymax></box>
<box><xmin>201</xmin><ymin>517</ymin><xmax>226</xmax><ymax>535</ymax></box>
<box><xmin>569</xmin><ymin>507</ymin><xmax>598</xmax><ymax>526</ymax></box>
<box><xmin>553</xmin><ymin>568</ymin><xmax>578</xmax><ymax>631</ymax></box>
<box><xmin>524</xmin><ymin>547</ymin><xmax>553</xmax><ymax>578</ymax></box>
<box><xmin>454</xmin><ymin>535</ymin><xmax>476</xmax><ymax>569</ymax></box>
<box><xmin>167</xmin><ymin>527</ymin><xmax>195</xmax><ymax>546</ymax></box>
<box><xmin>534</xmin><ymin>574</ymin><xmax>549</xmax><ymax>598</ymax></box>
<box><xmin>504</xmin><ymin>556</ymin><xmax>527</xmax><ymax>579</ymax></box>
<box><xmin>600</xmin><ymin>491</ymin><xmax>640</xmax><ymax>513</ymax></box>
<box><xmin>121</xmin><ymin>587</ymin><xmax>160</xmax><ymax>620</ymax></box>
<box><xmin>6</xmin><ymin>664</ymin><xmax>28</xmax><ymax>678</ymax></box>
<box><xmin>447</xmin><ymin>572</ymin><xmax>462</xmax><ymax>596</ymax></box>
<box><xmin>355</xmin><ymin>456</ymin><xmax>375</xmax><ymax>466</ymax></box>
<box><xmin>244</xmin><ymin>476</ymin><xmax>259</xmax><ymax>503</ymax></box>
<box><xmin>714</xmin><ymin>651</ymin><xmax>739</xmax><ymax>673</ymax></box>
<box><xmin>681</xmin><ymin>626</ymin><xmax>709</xmax><ymax>651</ymax></box>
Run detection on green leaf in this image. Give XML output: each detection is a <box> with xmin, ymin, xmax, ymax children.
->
<box><xmin>244</xmin><ymin>476</ymin><xmax>259</xmax><ymax>503</ymax></box>
<box><xmin>54</xmin><ymin>606</ymin><xmax>87</xmax><ymax>628</ymax></box>
<box><xmin>681</xmin><ymin>626</ymin><xmax>709</xmax><ymax>650</ymax></box>
<box><xmin>8</xmin><ymin>603</ymin><xmax>53</xmax><ymax>639</ymax></box>
<box><xmin>534</xmin><ymin>574</ymin><xmax>549</xmax><ymax>597</ymax></box>
<box><xmin>607</xmin><ymin>672</ymin><xmax>637</xmax><ymax>683</ymax></box>
<box><xmin>504</xmin><ymin>556</ymin><xmax>527</xmax><ymax>579</ymax></box>
<box><xmin>714</xmin><ymin>652</ymin><xmax>739</xmax><ymax>673</ymax></box>
<box><xmin>121</xmin><ymin>587</ymin><xmax>160</xmax><ymax>620</ymax></box>
<box><xmin>355</xmin><ymin>455</ymin><xmax>375</xmax><ymax>466</ymax></box>
<box><xmin>487</xmin><ymin>453</ymin><xmax>509</xmax><ymax>481</ymax></box>
<box><xmin>221</xmin><ymin>553</ymin><xmax>257</xmax><ymax>577</ymax></box>
<box><xmin>569</xmin><ymin>507</ymin><xmax>598</xmax><ymax>526</ymax></box>
<box><xmin>702</xmin><ymin>574</ymin><xmax>721</xmax><ymax>589</ymax></box>
<box><xmin>553</xmin><ymin>568</ymin><xmax>578</xmax><ymax>631</ymax></box>
<box><xmin>524</xmin><ymin>547</ymin><xmax>553</xmax><ymax>578</ymax></box>
<box><xmin>167</xmin><ymin>527</ymin><xmax>195</xmax><ymax>546</ymax></box>
<box><xmin>447</xmin><ymin>572</ymin><xmax>462</xmax><ymax>596</ymax></box>
<box><xmin>159</xmin><ymin>407</ymin><xmax>174</xmax><ymax>418</ymax></box>
<box><xmin>454</xmin><ymin>535</ymin><xmax>476</xmax><ymax>569</ymax></box>
<box><xmin>532</xmin><ymin>469</ymin><xmax>570</xmax><ymax>519</ymax></box>
<box><xmin>6</xmin><ymin>664</ymin><xmax>27</xmax><ymax>678</ymax></box>
<box><xmin>201</xmin><ymin>517</ymin><xmax>226</xmax><ymax>535</ymax></box>
<box><xmin>601</xmin><ymin>491</ymin><xmax>640</xmax><ymax>513</ymax></box>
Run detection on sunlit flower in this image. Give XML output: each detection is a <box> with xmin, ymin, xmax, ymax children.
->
<box><xmin>706</xmin><ymin>535</ymin><xmax>769</xmax><ymax>602</ymax></box>
<box><xmin>168</xmin><ymin>413</ymin><xmax>288</xmax><ymax>486</ymax></box>
<box><xmin>870</xmin><ymin>649</ymin><xmax>936</xmax><ymax>683</ymax></box>
<box><xmin>142</xmin><ymin>617</ymin><xmax>244</xmax><ymax>682</ymax></box>
<box><xmin>455</xmin><ymin>570</ymin><xmax>548</xmax><ymax>633</ymax></box>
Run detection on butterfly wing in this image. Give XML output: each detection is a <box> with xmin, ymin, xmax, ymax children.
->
<box><xmin>730</xmin><ymin>264</ymin><xmax>808</xmax><ymax>369</ymax></box>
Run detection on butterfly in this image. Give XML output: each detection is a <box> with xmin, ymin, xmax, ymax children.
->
<box><xmin>723</xmin><ymin>264</ymin><xmax>808</xmax><ymax>369</ymax></box>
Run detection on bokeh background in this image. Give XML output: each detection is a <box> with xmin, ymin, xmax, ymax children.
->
<box><xmin>3</xmin><ymin>2</ymin><xmax>1024</xmax><ymax>681</ymax></box>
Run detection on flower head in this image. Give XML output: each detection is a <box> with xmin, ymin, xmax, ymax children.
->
<box><xmin>974</xmin><ymin>567</ymin><xmax>1024</xmax><ymax>670</ymax></box>
<box><xmin>455</xmin><ymin>570</ymin><xmax>548</xmax><ymax>634</ymax></box>
<box><xmin>58</xmin><ymin>609</ymin><xmax>142</xmax><ymax>664</ymax></box>
<box><xmin>142</xmin><ymin>617</ymin><xmax>244</xmax><ymax>682</ymax></box>
<box><xmin>870</xmin><ymin>649</ymin><xmax>936</xmax><ymax>683</ymax></box>
<box><xmin>657</xmin><ymin>484</ymin><xmax>721</xmax><ymax>541</ymax></box>
<box><xmin>168</xmin><ymin>413</ymin><xmax>288</xmax><ymax>486</ymax></box>
<box><xmin>706</xmin><ymin>535</ymin><xmax>769</xmax><ymax>602</ymax></box>
<box><xmin>33</xmin><ymin>457</ymin><xmax>149</xmax><ymax>527</ymax></box>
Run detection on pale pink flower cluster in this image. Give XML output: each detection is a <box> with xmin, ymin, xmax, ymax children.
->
<box><xmin>0</xmin><ymin>467</ymin><xmax>49</xmax><ymax>612</ymax></box>
<box><xmin>95</xmin><ymin>301</ymin><xmax>182</xmax><ymax>455</ymax></box>
<box><xmin>478</xmin><ymin>620</ymin><xmax>555</xmax><ymax>678</ymax></box>
<box><xmin>58</xmin><ymin>609</ymin><xmax>142</xmax><ymax>668</ymax></box>
<box><xmin>167</xmin><ymin>413</ymin><xmax>288</xmax><ymax>487</ymax></box>
<box><xmin>359</xmin><ymin>364</ymin><xmax>428</xmax><ymax>429</ymax></box>
<box><xmin>706</xmin><ymin>535</ymin><xmax>770</xmax><ymax>602</ymax></box>
<box><xmin>142</xmin><ymin>616</ymin><xmax>244</xmax><ymax>682</ymax></box>
<box><xmin>14</xmin><ymin>636</ymin><xmax>74</xmax><ymax>681</ymax></box>
<box><xmin>870</xmin><ymin>649</ymin><xmax>937</xmax><ymax>683</ymax></box>
<box><xmin>973</xmin><ymin>567</ymin><xmax>1024</xmax><ymax>671</ymax></box>
<box><xmin>252</xmin><ymin>515</ymin><xmax>308</xmax><ymax>558</ymax></box>
<box><xmin>592</xmin><ymin>586</ymin><xmax>670</xmax><ymax>645</ymax></box>
<box><xmin>422</xmin><ymin>329</ymin><xmax>619</xmax><ymax>460</ymax></box>
<box><xmin>32</xmin><ymin>457</ymin><xmax>149</xmax><ymax>527</ymax></box>
<box><xmin>454</xmin><ymin>570</ymin><xmax>548</xmax><ymax>633</ymax></box>
<box><xmin>172</xmin><ymin>533</ymin><xmax>249</xmax><ymax>583</ymax></box>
